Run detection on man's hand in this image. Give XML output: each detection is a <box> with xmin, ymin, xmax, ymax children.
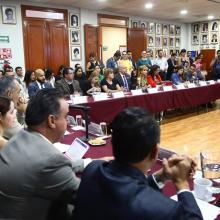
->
<box><xmin>16</xmin><ymin>97</ymin><xmax>27</xmax><ymax>114</ymax></box>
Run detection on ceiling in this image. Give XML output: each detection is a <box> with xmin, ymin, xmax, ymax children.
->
<box><xmin>26</xmin><ymin>0</ymin><xmax>220</xmax><ymax>23</ymax></box>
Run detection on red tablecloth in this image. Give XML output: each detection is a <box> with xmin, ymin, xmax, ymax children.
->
<box><xmin>69</xmin><ymin>83</ymin><xmax>220</xmax><ymax>123</ymax></box>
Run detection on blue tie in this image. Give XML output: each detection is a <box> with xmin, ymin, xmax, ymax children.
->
<box><xmin>123</xmin><ymin>75</ymin><xmax>129</xmax><ymax>91</ymax></box>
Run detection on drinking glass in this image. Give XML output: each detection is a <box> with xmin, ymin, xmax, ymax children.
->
<box><xmin>76</xmin><ymin>115</ymin><xmax>83</xmax><ymax>127</ymax></box>
<box><xmin>100</xmin><ymin>122</ymin><xmax>107</xmax><ymax>136</ymax></box>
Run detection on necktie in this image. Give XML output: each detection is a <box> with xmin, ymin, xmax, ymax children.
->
<box><xmin>123</xmin><ymin>75</ymin><xmax>129</xmax><ymax>91</ymax></box>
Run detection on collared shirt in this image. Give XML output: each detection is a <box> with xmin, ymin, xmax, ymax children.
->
<box><xmin>154</xmin><ymin>57</ymin><xmax>168</xmax><ymax>72</ymax></box>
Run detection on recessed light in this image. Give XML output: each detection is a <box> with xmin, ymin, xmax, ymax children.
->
<box><xmin>180</xmin><ymin>10</ymin><xmax>188</xmax><ymax>15</ymax></box>
<box><xmin>208</xmin><ymin>15</ymin><xmax>214</xmax><ymax>20</ymax></box>
<box><xmin>145</xmin><ymin>3</ymin><xmax>153</xmax><ymax>9</ymax></box>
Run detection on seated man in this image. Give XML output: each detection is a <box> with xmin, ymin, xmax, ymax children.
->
<box><xmin>55</xmin><ymin>67</ymin><xmax>81</xmax><ymax>97</ymax></box>
<box><xmin>28</xmin><ymin>69</ymin><xmax>52</xmax><ymax>99</ymax></box>
<box><xmin>0</xmin><ymin>89</ymin><xmax>111</xmax><ymax>220</ymax></box>
<box><xmin>73</xmin><ymin>107</ymin><xmax>203</xmax><ymax>220</ymax></box>
<box><xmin>0</xmin><ymin>76</ymin><xmax>27</xmax><ymax>139</ymax></box>
<box><xmin>185</xmin><ymin>64</ymin><xmax>205</xmax><ymax>82</ymax></box>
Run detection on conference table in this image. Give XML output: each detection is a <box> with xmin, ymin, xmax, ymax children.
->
<box><xmin>61</xmin><ymin>130</ymin><xmax>220</xmax><ymax>219</ymax></box>
<box><xmin>69</xmin><ymin>83</ymin><xmax>220</xmax><ymax>123</ymax></box>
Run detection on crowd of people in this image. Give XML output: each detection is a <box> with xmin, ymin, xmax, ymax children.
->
<box><xmin>0</xmin><ymin>47</ymin><xmax>219</xmax><ymax>219</ymax></box>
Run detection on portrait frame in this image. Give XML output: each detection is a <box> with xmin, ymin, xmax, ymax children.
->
<box><xmin>140</xmin><ymin>21</ymin><xmax>147</xmax><ymax>29</ymax></box>
<box><xmin>200</xmin><ymin>22</ymin><xmax>209</xmax><ymax>33</ymax></box>
<box><xmin>69</xmin><ymin>12</ymin><xmax>80</xmax><ymax>28</ymax></box>
<box><xmin>200</xmin><ymin>34</ymin><xmax>209</xmax><ymax>45</ymax></box>
<box><xmin>131</xmin><ymin>20</ymin><xmax>140</xmax><ymax>28</ymax></box>
<box><xmin>175</xmin><ymin>50</ymin><xmax>180</xmax><ymax>57</ymax></box>
<box><xmin>169</xmin><ymin>25</ymin><xmax>175</xmax><ymax>36</ymax></box>
<box><xmin>162</xmin><ymin>24</ymin><xmax>169</xmax><ymax>35</ymax></box>
<box><xmin>192</xmin><ymin>34</ymin><xmax>199</xmax><ymax>45</ymax></box>
<box><xmin>192</xmin><ymin>23</ymin><xmax>199</xmax><ymax>34</ymax></box>
<box><xmin>1</xmin><ymin>5</ymin><xmax>16</xmax><ymax>24</ymax></box>
<box><xmin>148</xmin><ymin>22</ymin><xmax>155</xmax><ymax>34</ymax></box>
<box><xmin>148</xmin><ymin>48</ymin><xmax>155</xmax><ymax>59</ymax></box>
<box><xmin>71</xmin><ymin>46</ymin><xmax>81</xmax><ymax>61</ymax></box>
<box><xmin>155</xmin><ymin>36</ymin><xmax>162</xmax><ymax>47</ymax></box>
<box><xmin>162</xmin><ymin>48</ymin><xmax>168</xmax><ymax>58</ymax></box>
<box><xmin>148</xmin><ymin>35</ymin><xmax>154</xmax><ymax>47</ymax></box>
<box><xmin>175</xmin><ymin>37</ymin><xmax>180</xmax><ymax>48</ymax></box>
<box><xmin>175</xmin><ymin>25</ymin><xmax>181</xmax><ymax>36</ymax></box>
<box><xmin>70</xmin><ymin>29</ymin><xmax>80</xmax><ymax>44</ymax></box>
<box><xmin>211</xmin><ymin>21</ymin><xmax>218</xmax><ymax>32</ymax></box>
<box><xmin>163</xmin><ymin>37</ymin><xmax>168</xmax><ymax>47</ymax></box>
<box><xmin>169</xmin><ymin>37</ymin><xmax>175</xmax><ymax>47</ymax></box>
<box><xmin>169</xmin><ymin>49</ymin><xmax>175</xmax><ymax>56</ymax></box>
<box><xmin>156</xmin><ymin>23</ymin><xmax>162</xmax><ymax>35</ymax></box>
<box><xmin>210</xmin><ymin>33</ymin><xmax>218</xmax><ymax>44</ymax></box>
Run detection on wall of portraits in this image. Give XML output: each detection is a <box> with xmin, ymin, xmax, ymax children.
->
<box><xmin>191</xmin><ymin>21</ymin><xmax>220</xmax><ymax>49</ymax></box>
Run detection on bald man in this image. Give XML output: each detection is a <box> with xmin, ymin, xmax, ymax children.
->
<box><xmin>28</xmin><ymin>69</ymin><xmax>52</xmax><ymax>99</ymax></box>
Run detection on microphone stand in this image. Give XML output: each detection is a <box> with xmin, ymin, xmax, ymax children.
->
<box><xmin>70</xmin><ymin>104</ymin><xmax>92</xmax><ymax>142</ymax></box>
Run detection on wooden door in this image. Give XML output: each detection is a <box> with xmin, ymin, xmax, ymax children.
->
<box><xmin>47</xmin><ymin>22</ymin><xmax>69</xmax><ymax>74</ymax></box>
<box><xmin>84</xmin><ymin>24</ymin><xmax>100</xmax><ymax>64</ymax></box>
<box><xmin>200</xmin><ymin>49</ymin><xmax>216</xmax><ymax>80</ymax></box>
<box><xmin>23</xmin><ymin>20</ymin><xmax>48</xmax><ymax>70</ymax></box>
<box><xmin>127</xmin><ymin>28</ymin><xmax>147</xmax><ymax>62</ymax></box>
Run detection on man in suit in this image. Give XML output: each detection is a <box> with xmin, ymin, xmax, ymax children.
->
<box><xmin>0</xmin><ymin>89</ymin><xmax>112</xmax><ymax>220</ymax></box>
<box><xmin>167</xmin><ymin>52</ymin><xmax>177</xmax><ymax>81</ymax></box>
<box><xmin>55</xmin><ymin>67</ymin><xmax>81</xmax><ymax>97</ymax></box>
<box><xmin>28</xmin><ymin>69</ymin><xmax>52</xmax><ymax>99</ymax></box>
<box><xmin>0</xmin><ymin>76</ymin><xmax>27</xmax><ymax>139</ymax></box>
<box><xmin>73</xmin><ymin>107</ymin><xmax>203</xmax><ymax>220</ymax></box>
<box><xmin>115</xmin><ymin>64</ymin><xmax>131</xmax><ymax>91</ymax></box>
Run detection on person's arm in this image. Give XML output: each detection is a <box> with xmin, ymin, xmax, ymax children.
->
<box><xmin>101</xmin><ymin>85</ymin><xmax>109</xmax><ymax>93</ymax></box>
<box><xmin>210</xmin><ymin>57</ymin><xmax>217</xmax><ymax>68</ymax></box>
<box><xmin>86</xmin><ymin>62</ymin><xmax>91</xmax><ymax>72</ymax></box>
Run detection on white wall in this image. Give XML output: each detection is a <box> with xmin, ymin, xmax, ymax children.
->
<box><xmin>0</xmin><ymin>0</ymin><xmax>190</xmax><ymax>72</ymax></box>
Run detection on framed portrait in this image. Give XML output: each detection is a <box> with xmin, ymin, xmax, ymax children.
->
<box><xmin>201</xmin><ymin>22</ymin><xmax>209</xmax><ymax>33</ymax></box>
<box><xmin>211</xmin><ymin>21</ymin><xmax>218</xmax><ymax>32</ymax></box>
<box><xmin>70</xmin><ymin>29</ymin><xmax>80</xmax><ymax>44</ymax></box>
<box><xmin>140</xmin><ymin>21</ymin><xmax>147</xmax><ymax>29</ymax></box>
<box><xmin>148</xmin><ymin>48</ymin><xmax>154</xmax><ymax>58</ymax></box>
<box><xmin>71</xmin><ymin>46</ymin><xmax>81</xmax><ymax>61</ymax></box>
<box><xmin>192</xmin><ymin>34</ymin><xmax>199</xmax><ymax>45</ymax></box>
<box><xmin>162</xmin><ymin>48</ymin><xmax>168</xmax><ymax>57</ymax></box>
<box><xmin>163</xmin><ymin>37</ymin><xmax>168</xmax><ymax>47</ymax></box>
<box><xmin>69</xmin><ymin>12</ymin><xmax>80</xmax><ymax>28</ymax></box>
<box><xmin>1</xmin><ymin>5</ymin><xmax>16</xmax><ymax>24</ymax></box>
<box><xmin>148</xmin><ymin>35</ymin><xmax>154</xmax><ymax>47</ymax></box>
<box><xmin>169</xmin><ymin>25</ymin><xmax>175</xmax><ymax>35</ymax></box>
<box><xmin>148</xmin><ymin>22</ymin><xmax>155</xmax><ymax>34</ymax></box>
<box><xmin>169</xmin><ymin>37</ymin><xmax>175</xmax><ymax>47</ymax></box>
<box><xmin>131</xmin><ymin>20</ymin><xmax>140</xmax><ymax>28</ymax></box>
<box><xmin>175</xmin><ymin>37</ymin><xmax>180</xmax><ymax>48</ymax></box>
<box><xmin>155</xmin><ymin>36</ymin><xmax>162</xmax><ymax>47</ymax></box>
<box><xmin>175</xmin><ymin>50</ymin><xmax>180</xmax><ymax>57</ymax></box>
<box><xmin>210</xmin><ymin>33</ymin><xmax>218</xmax><ymax>44</ymax></box>
<box><xmin>175</xmin><ymin>26</ymin><xmax>181</xmax><ymax>36</ymax></box>
<box><xmin>200</xmin><ymin>34</ymin><xmax>209</xmax><ymax>44</ymax></box>
<box><xmin>192</xmin><ymin>23</ymin><xmax>199</xmax><ymax>34</ymax></box>
<box><xmin>162</xmin><ymin>24</ymin><xmax>169</xmax><ymax>35</ymax></box>
<box><xmin>156</xmin><ymin>23</ymin><xmax>162</xmax><ymax>35</ymax></box>
<box><xmin>169</xmin><ymin>49</ymin><xmax>174</xmax><ymax>55</ymax></box>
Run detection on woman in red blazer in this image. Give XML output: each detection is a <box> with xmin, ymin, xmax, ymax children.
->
<box><xmin>147</xmin><ymin>65</ymin><xmax>162</xmax><ymax>88</ymax></box>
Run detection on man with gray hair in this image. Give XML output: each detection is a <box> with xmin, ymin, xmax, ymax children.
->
<box><xmin>0</xmin><ymin>76</ymin><xmax>27</xmax><ymax>139</ymax></box>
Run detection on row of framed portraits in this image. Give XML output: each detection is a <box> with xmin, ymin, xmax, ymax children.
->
<box><xmin>192</xmin><ymin>21</ymin><xmax>219</xmax><ymax>34</ymax></box>
<box><xmin>147</xmin><ymin>36</ymin><xmax>180</xmax><ymax>48</ymax></box>
<box><xmin>131</xmin><ymin>21</ymin><xmax>181</xmax><ymax>36</ymax></box>
<box><xmin>148</xmin><ymin>48</ymin><xmax>181</xmax><ymax>58</ymax></box>
<box><xmin>192</xmin><ymin>33</ymin><xmax>219</xmax><ymax>45</ymax></box>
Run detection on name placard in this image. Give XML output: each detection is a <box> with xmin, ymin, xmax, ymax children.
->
<box><xmin>93</xmin><ymin>93</ymin><xmax>108</xmax><ymax>101</ymax></box>
<box><xmin>147</xmin><ymin>88</ymin><xmax>158</xmax><ymax>94</ymax></box>
<box><xmin>175</xmin><ymin>84</ymin><xmax>186</xmax><ymax>90</ymax></box>
<box><xmin>112</xmin><ymin>91</ymin><xmax>125</xmax><ymax>98</ymax></box>
<box><xmin>163</xmin><ymin>86</ymin><xmax>173</xmax><ymax>91</ymax></box>
<box><xmin>199</xmin><ymin>81</ymin><xmax>207</xmax><ymax>86</ymax></box>
<box><xmin>71</xmin><ymin>96</ymin><xmax>88</xmax><ymax>104</ymax></box>
<box><xmin>207</xmin><ymin>80</ymin><xmax>215</xmax><ymax>85</ymax></box>
<box><xmin>187</xmin><ymin>83</ymin><xmax>196</xmax><ymax>88</ymax></box>
<box><xmin>131</xmin><ymin>89</ymin><xmax>143</xmax><ymax>95</ymax></box>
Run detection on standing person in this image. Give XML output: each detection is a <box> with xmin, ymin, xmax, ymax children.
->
<box><xmin>14</xmin><ymin>66</ymin><xmax>24</xmax><ymax>85</ymax></box>
<box><xmin>86</xmin><ymin>53</ymin><xmax>100</xmax><ymax>79</ymax></box>
<box><xmin>210</xmin><ymin>50</ymin><xmax>220</xmax><ymax>80</ymax></box>
<box><xmin>154</xmin><ymin>50</ymin><xmax>168</xmax><ymax>80</ymax></box>
<box><xmin>23</xmin><ymin>70</ymin><xmax>35</xmax><ymax>98</ymax></box>
<box><xmin>106</xmin><ymin>51</ymin><xmax>121</xmax><ymax>73</ymax></box>
<box><xmin>127</xmin><ymin>50</ymin><xmax>136</xmax><ymax>70</ymax></box>
<box><xmin>0</xmin><ymin>88</ymin><xmax>112</xmax><ymax>220</ymax></box>
<box><xmin>74</xmin><ymin>67</ymin><xmax>87</xmax><ymax>94</ymax></box>
<box><xmin>45</xmin><ymin>68</ymin><xmax>55</xmax><ymax>88</ymax></box>
<box><xmin>136</xmin><ymin>50</ymin><xmax>152</xmax><ymax>69</ymax></box>
<box><xmin>0</xmin><ymin>96</ymin><xmax>16</xmax><ymax>149</ymax></box>
<box><xmin>73</xmin><ymin>107</ymin><xmax>202</xmax><ymax>220</ymax></box>
<box><xmin>187</xmin><ymin>51</ymin><xmax>194</xmax><ymax>65</ymax></box>
<box><xmin>178</xmin><ymin>49</ymin><xmax>189</xmax><ymax>66</ymax></box>
<box><xmin>167</xmin><ymin>53</ymin><xmax>177</xmax><ymax>81</ymax></box>
<box><xmin>119</xmin><ymin>51</ymin><xmax>133</xmax><ymax>75</ymax></box>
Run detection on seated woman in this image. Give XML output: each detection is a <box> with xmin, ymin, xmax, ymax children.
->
<box><xmin>92</xmin><ymin>65</ymin><xmax>104</xmax><ymax>82</ymax></box>
<box><xmin>147</xmin><ymin>65</ymin><xmax>162</xmax><ymax>88</ymax></box>
<box><xmin>85</xmin><ymin>75</ymin><xmax>101</xmax><ymax>95</ymax></box>
<box><xmin>23</xmin><ymin>70</ymin><xmax>35</xmax><ymax>99</ymax></box>
<box><xmin>0</xmin><ymin>96</ymin><xmax>16</xmax><ymax>149</ymax></box>
<box><xmin>100</xmin><ymin>68</ymin><xmax>122</xmax><ymax>93</ymax></box>
<box><xmin>171</xmin><ymin>65</ymin><xmax>184</xmax><ymax>85</ymax></box>
<box><xmin>136</xmin><ymin>65</ymin><xmax>149</xmax><ymax>89</ymax></box>
<box><xmin>86</xmin><ymin>52</ymin><xmax>101</xmax><ymax>79</ymax></box>
<box><xmin>74</xmin><ymin>67</ymin><xmax>87</xmax><ymax>93</ymax></box>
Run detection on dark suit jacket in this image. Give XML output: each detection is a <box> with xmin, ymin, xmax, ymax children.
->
<box><xmin>0</xmin><ymin>129</ymin><xmax>84</xmax><ymax>220</ymax></box>
<box><xmin>115</xmin><ymin>73</ymin><xmax>131</xmax><ymax>90</ymax></box>
<box><xmin>167</xmin><ymin>58</ymin><xmax>177</xmax><ymax>81</ymax></box>
<box><xmin>55</xmin><ymin>78</ymin><xmax>81</xmax><ymax>97</ymax></box>
<box><xmin>73</xmin><ymin>160</ymin><xmax>203</xmax><ymax>220</ymax></box>
<box><xmin>28</xmin><ymin>81</ymin><xmax>52</xmax><ymax>99</ymax></box>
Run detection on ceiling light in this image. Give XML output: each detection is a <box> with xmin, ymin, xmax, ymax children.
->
<box><xmin>180</xmin><ymin>10</ymin><xmax>188</xmax><ymax>15</ymax></box>
<box><xmin>145</xmin><ymin>3</ymin><xmax>153</xmax><ymax>9</ymax></box>
<box><xmin>208</xmin><ymin>15</ymin><xmax>214</xmax><ymax>20</ymax></box>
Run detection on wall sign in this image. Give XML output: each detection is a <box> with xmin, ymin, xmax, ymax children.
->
<box><xmin>0</xmin><ymin>36</ymin><xmax>9</xmax><ymax>43</ymax></box>
<box><xmin>0</xmin><ymin>48</ymin><xmax>12</xmax><ymax>59</ymax></box>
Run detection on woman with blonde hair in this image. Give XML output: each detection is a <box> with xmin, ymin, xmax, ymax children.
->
<box><xmin>0</xmin><ymin>96</ymin><xmax>16</xmax><ymax>149</ymax></box>
<box><xmin>136</xmin><ymin>65</ymin><xmax>149</xmax><ymax>88</ymax></box>
<box><xmin>100</xmin><ymin>68</ymin><xmax>122</xmax><ymax>93</ymax></box>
